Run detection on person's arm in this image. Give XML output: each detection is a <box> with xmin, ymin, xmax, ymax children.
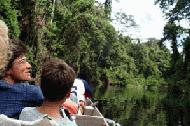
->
<box><xmin>28</xmin><ymin>85</ymin><xmax>44</xmax><ymax>106</ymax></box>
<box><xmin>63</xmin><ymin>99</ymin><xmax>78</xmax><ymax>114</ymax></box>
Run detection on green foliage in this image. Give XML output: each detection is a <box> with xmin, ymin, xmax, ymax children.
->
<box><xmin>155</xmin><ymin>0</ymin><xmax>190</xmax><ymax>20</ymax></box>
<box><xmin>114</xmin><ymin>12</ymin><xmax>137</xmax><ymax>33</ymax></box>
<box><xmin>4</xmin><ymin>1</ymin><xmax>190</xmax><ymax>125</ymax></box>
<box><xmin>104</xmin><ymin>0</ymin><xmax>112</xmax><ymax>19</ymax></box>
<box><xmin>183</xmin><ymin>37</ymin><xmax>190</xmax><ymax>81</ymax></box>
<box><xmin>1</xmin><ymin>0</ymin><xmax>173</xmax><ymax>89</ymax></box>
<box><xmin>127</xmin><ymin>40</ymin><xmax>171</xmax><ymax>79</ymax></box>
<box><xmin>155</xmin><ymin>0</ymin><xmax>190</xmax><ymax>84</ymax></box>
<box><xmin>0</xmin><ymin>0</ymin><xmax>20</xmax><ymax>37</ymax></box>
<box><xmin>3</xmin><ymin>1</ymin><xmax>190</xmax><ymax>125</ymax></box>
<box><xmin>163</xmin><ymin>21</ymin><xmax>182</xmax><ymax>68</ymax></box>
<box><xmin>72</xmin><ymin>0</ymin><xmax>95</xmax><ymax>13</ymax></box>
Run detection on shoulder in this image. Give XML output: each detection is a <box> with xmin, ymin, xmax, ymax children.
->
<box><xmin>28</xmin><ymin>84</ymin><xmax>41</xmax><ymax>92</ymax></box>
<box><xmin>19</xmin><ymin>107</ymin><xmax>35</xmax><ymax>120</ymax></box>
<box><xmin>57</xmin><ymin>118</ymin><xmax>78</xmax><ymax>126</ymax></box>
<box><xmin>59</xmin><ymin>109</ymin><xmax>78</xmax><ymax>126</ymax></box>
<box><xmin>73</xmin><ymin>78</ymin><xmax>84</xmax><ymax>87</ymax></box>
<box><xmin>19</xmin><ymin>107</ymin><xmax>43</xmax><ymax>121</ymax></box>
<box><xmin>0</xmin><ymin>80</ymin><xmax>9</xmax><ymax>88</ymax></box>
<box><xmin>74</xmin><ymin>78</ymin><xmax>82</xmax><ymax>83</ymax></box>
<box><xmin>21</xmin><ymin>107</ymin><xmax>36</xmax><ymax>113</ymax></box>
<box><xmin>0</xmin><ymin>80</ymin><xmax>5</xmax><ymax>84</ymax></box>
<box><xmin>26</xmin><ymin>84</ymin><xmax>43</xmax><ymax>96</ymax></box>
<box><xmin>23</xmin><ymin>84</ymin><xmax>44</xmax><ymax>103</ymax></box>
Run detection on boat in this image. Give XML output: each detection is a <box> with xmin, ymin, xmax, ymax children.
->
<box><xmin>74</xmin><ymin>98</ymin><xmax>109</xmax><ymax>126</ymax></box>
<box><xmin>0</xmin><ymin>98</ymin><xmax>119</xmax><ymax>126</ymax></box>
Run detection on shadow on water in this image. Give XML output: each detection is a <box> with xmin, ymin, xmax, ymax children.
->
<box><xmin>94</xmin><ymin>84</ymin><xmax>190</xmax><ymax>126</ymax></box>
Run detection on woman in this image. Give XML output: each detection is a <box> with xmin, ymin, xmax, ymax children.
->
<box><xmin>0</xmin><ymin>39</ymin><xmax>43</xmax><ymax>119</ymax></box>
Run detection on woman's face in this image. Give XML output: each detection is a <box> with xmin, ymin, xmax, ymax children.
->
<box><xmin>7</xmin><ymin>55</ymin><xmax>32</xmax><ymax>83</ymax></box>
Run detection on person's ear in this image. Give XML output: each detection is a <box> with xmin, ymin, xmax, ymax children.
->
<box><xmin>66</xmin><ymin>90</ymin><xmax>71</xmax><ymax>98</ymax></box>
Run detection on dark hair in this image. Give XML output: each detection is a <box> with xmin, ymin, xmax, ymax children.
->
<box><xmin>6</xmin><ymin>39</ymin><xmax>27</xmax><ymax>70</ymax></box>
<box><xmin>41</xmin><ymin>58</ymin><xmax>76</xmax><ymax>102</ymax></box>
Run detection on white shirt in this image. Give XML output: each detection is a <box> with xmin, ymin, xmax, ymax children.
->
<box><xmin>70</xmin><ymin>78</ymin><xmax>85</xmax><ymax>104</ymax></box>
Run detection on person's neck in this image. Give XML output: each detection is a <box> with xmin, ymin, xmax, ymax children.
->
<box><xmin>2</xmin><ymin>76</ymin><xmax>15</xmax><ymax>84</ymax></box>
<box><xmin>37</xmin><ymin>100</ymin><xmax>64</xmax><ymax>118</ymax></box>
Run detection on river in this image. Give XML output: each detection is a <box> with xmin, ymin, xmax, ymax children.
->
<box><xmin>93</xmin><ymin>84</ymin><xmax>190</xmax><ymax>126</ymax></box>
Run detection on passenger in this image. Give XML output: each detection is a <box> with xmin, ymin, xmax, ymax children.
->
<box><xmin>81</xmin><ymin>79</ymin><xmax>93</xmax><ymax>99</ymax></box>
<box><xmin>19</xmin><ymin>58</ymin><xmax>78</xmax><ymax>126</ymax></box>
<box><xmin>71</xmin><ymin>78</ymin><xmax>86</xmax><ymax>107</ymax></box>
<box><xmin>0</xmin><ymin>19</ymin><xmax>10</xmax><ymax>76</ymax></box>
<box><xmin>0</xmin><ymin>39</ymin><xmax>43</xmax><ymax>119</ymax></box>
<box><xmin>63</xmin><ymin>78</ymin><xmax>93</xmax><ymax>115</ymax></box>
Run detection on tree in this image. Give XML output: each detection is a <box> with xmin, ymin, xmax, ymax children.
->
<box><xmin>155</xmin><ymin>0</ymin><xmax>190</xmax><ymax>79</ymax></box>
<box><xmin>155</xmin><ymin>0</ymin><xmax>190</xmax><ymax>20</ymax></box>
<box><xmin>163</xmin><ymin>20</ymin><xmax>181</xmax><ymax>71</ymax></box>
<box><xmin>0</xmin><ymin>0</ymin><xmax>20</xmax><ymax>37</ymax></box>
<box><xmin>104</xmin><ymin>0</ymin><xmax>112</xmax><ymax>19</ymax></box>
<box><xmin>113</xmin><ymin>11</ymin><xmax>137</xmax><ymax>34</ymax></box>
<box><xmin>183</xmin><ymin>35</ymin><xmax>190</xmax><ymax>81</ymax></box>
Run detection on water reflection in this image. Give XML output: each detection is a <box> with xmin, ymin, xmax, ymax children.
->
<box><xmin>93</xmin><ymin>84</ymin><xmax>190</xmax><ymax>126</ymax></box>
<box><xmin>164</xmin><ymin>85</ymin><xmax>190</xmax><ymax>126</ymax></box>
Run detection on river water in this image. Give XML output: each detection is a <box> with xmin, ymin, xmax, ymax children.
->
<box><xmin>94</xmin><ymin>84</ymin><xmax>190</xmax><ymax>126</ymax></box>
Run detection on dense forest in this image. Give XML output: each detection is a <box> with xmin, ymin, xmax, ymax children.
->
<box><xmin>1</xmin><ymin>0</ymin><xmax>190</xmax><ymax>125</ymax></box>
<box><xmin>0</xmin><ymin>0</ymin><xmax>189</xmax><ymax>89</ymax></box>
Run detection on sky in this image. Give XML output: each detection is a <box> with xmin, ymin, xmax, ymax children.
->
<box><xmin>98</xmin><ymin>0</ymin><xmax>166</xmax><ymax>40</ymax></box>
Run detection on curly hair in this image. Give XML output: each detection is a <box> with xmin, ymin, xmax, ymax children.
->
<box><xmin>0</xmin><ymin>20</ymin><xmax>10</xmax><ymax>76</ymax></box>
<box><xmin>5</xmin><ymin>39</ymin><xmax>27</xmax><ymax>71</ymax></box>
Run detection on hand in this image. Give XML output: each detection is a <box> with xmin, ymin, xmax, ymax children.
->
<box><xmin>63</xmin><ymin>99</ymin><xmax>78</xmax><ymax>114</ymax></box>
<box><xmin>79</xmin><ymin>100</ymin><xmax>85</xmax><ymax>107</ymax></box>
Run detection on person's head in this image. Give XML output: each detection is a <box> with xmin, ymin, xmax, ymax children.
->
<box><xmin>3</xmin><ymin>39</ymin><xmax>32</xmax><ymax>84</ymax></box>
<box><xmin>71</xmin><ymin>64</ymin><xmax>80</xmax><ymax>76</ymax></box>
<box><xmin>0</xmin><ymin>20</ymin><xmax>9</xmax><ymax>75</ymax></box>
<box><xmin>41</xmin><ymin>58</ymin><xmax>76</xmax><ymax>102</ymax></box>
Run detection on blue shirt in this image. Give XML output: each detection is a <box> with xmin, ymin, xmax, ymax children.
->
<box><xmin>0</xmin><ymin>80</ymin><xmax>44</xmax><ymax>119</ymax></box>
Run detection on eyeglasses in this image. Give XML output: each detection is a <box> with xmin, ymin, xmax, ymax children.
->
<box><xmin>13</xmin><ymin>58</ymin><xmax>29</xmax><ymax>65</ymax></box>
